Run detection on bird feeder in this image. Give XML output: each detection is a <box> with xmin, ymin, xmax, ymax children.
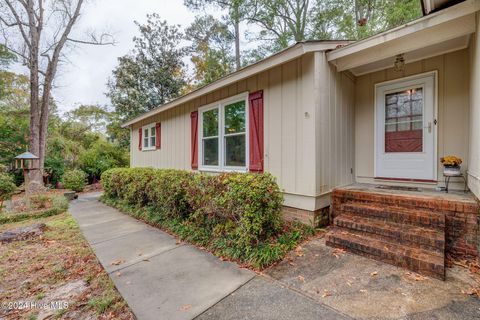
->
<box><xmin>15</xmin><ymin>151</ymin><xmax>40</xmax><ymax>170</ymax></box>
<box><xmin>14</xmin><ymin>151</ymin><xmax>40</xmax><ymax>196</ymax></box>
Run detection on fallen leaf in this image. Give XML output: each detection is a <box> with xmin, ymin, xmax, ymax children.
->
<box><xmin>115</xmin><ymin>272</ymin><xmax>121</xmax><ymax>277</ymax></box>
<box><xmin>179</xmin><ymin>304</ymin><xmax>192</xmax><ymax>311</ymax></box>
<box><xmin>370</xmin><ymin>271</ymin><xmax>378</xmax><ymax>277</ymax></box>
<box><xmin>322</xmin><ymin>290</ymin><xmax>331</xmax><ymax>298</ymax></box>
<box><xmin>110</xmin><ymin>259</ymin><xmax>125</xmax><ymax>266</ymax></box>
<box><xmin>332</xmin><ymin>248</ymin><xmax>346</xmax><ymax>259</ymax></box>
<box><xmin>359</xmin><ymin>289</ymin><xmax>367</xmax><ymax>293</ymax></box>
<box><xmin>298</xmin><ymin>275</ymin><xmax>305</xmax><ymax>283</ymax></box>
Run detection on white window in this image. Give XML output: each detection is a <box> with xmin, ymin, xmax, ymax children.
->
<box><xmin>142</xmin><ymin>123</ymin><xmax>156</xmax><ymax>150</ymax></box>
<box><xmin>199</xmin><ymin>93</ymin><xmax>248</xmax><ymax>171</ymax></box>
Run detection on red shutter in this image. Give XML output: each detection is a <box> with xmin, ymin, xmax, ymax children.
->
<box><xmin>249</xmin><ymin>90</ymin><xmax>264</xmax><ymax>172</ymax></box>
<box><xmin>138</xmin><ymin>127</ymin><xmax>142</xmax><ymax>151</ymax></box>
<box><xmin>155</xmin><ymin>122</ymin><xmax>161</xmax><ymax>149</ymax></box>
<box><xmin>191</xmin><ymin>111</ymin><xmax>199</xmax><ymax>169</ymax></box>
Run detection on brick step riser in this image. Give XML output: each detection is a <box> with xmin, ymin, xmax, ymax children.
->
<box><xmin>337</xmin><ymin>205</ymin><xmax>445</xmax><ymax>230</ymax></box>
<box><xmin>326</xmin><ymin>235</ymin><xmax>445</xmax><ymax>280</ymax></box>
<box><xmin>333</xmin><ymin>191</ymin><xmax>478</xmax><ymax>214</ymax></box>
<box><xmin>334</xmin><ymin>219</ymin><xmax>444</xmax><ymax>253</ymax></box>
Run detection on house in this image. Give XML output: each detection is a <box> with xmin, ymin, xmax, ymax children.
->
<box><xmin>123</xmin><ymin>0</ymin><xmax>480</xmax><ymax>279</ymax></box>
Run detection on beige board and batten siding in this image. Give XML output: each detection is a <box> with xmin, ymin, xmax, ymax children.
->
<box><xmin>314</xmin><ymin>51</ymin><xmax>355</xmax><ymax>209</ymax></box>
<box><xmin>469</xmin><ymin>12</ymin><xmax>480</xmax><ymax>198</ymax></box>
<box><xmin>130</xmin><ymin>53</ymin><xmax>319</xmax><ymax>211</ymax></box>
<box><xmin>354</xmin><ymin>49</ymin><xmax>470</xmax><ymax>189</ymax></box>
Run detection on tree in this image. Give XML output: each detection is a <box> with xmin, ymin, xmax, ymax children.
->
<box><xmin>0</xmin><ymin>0</ymin><xmax>113</xmax><ymax>189</ymax></box>
<box><xmin>0</xmin><ymin>71</ymin><xmax>30</xmax><ymax>167</ymax></box>
<box><xmin>79</xmin><ymin>139</ymin><xmax>129</xmax><ymax>182</ymax></box>
<box><xmin>247</xmin><ymin>0</ymin><xmax>311</xmax><ymax>50</ymax></box>
<box><xmin>321</xmin><ymin>0</ymin><xmax>422</xmax><ymax>40</ymax></box>
<box><xmin>185</xmin><ymin>15</ymin><xmax>235</xmax><ymax>87</ymax></box>
<box><xmin>184</xmin><ymin>0</ymin><xmax>248</xmax><ymax>70</ymax></box>
<box><xmin>107</xmin><ymin>14</ymin><xmax>186</xmax><ymax>121</ymax></box>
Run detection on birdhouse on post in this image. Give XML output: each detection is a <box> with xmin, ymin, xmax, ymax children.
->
<box><xmin>14</xmin><ymin>151</ymin><xmax>40</xmax><ymax>196</ymax></box>
<box><xmin>14</xmin><ymin>151</ymin><xmax>40</xmax><ymax>170</ymax></box>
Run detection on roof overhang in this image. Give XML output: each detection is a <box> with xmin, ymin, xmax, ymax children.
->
<box><xmin>122</xmin><ymin>41</ymin><xmax>349</xmax><ymax>128</ymax></box>
<box><xmin>328</xmin><ymin>0</ymin><xmax>479</xmax><ymax>76</ymax></box>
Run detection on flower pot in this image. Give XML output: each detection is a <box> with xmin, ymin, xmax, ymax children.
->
<box><xmin>443</xmin><ymin>165</ymin><xmax>461</xmax><ymax>176</ymax></box>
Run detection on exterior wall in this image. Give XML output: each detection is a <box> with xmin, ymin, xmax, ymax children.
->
<box><xmin>354</xmin><ymin>49</ymin><xmax>471</xmax><ymax>189</ymax></box>
<box><xmin>315</xmin><ymin>52</ymin><xmax>356</xmax><ymax>203</ymax></box>
<box><xmin>130</xmin><ymin>54</ymin><xmax>318</xmax><ymax>210</ymax></box>
<box><xmin>469</xmin><ymin>13</ymin><xmax>480</xmax><ymax>198</ymax></box>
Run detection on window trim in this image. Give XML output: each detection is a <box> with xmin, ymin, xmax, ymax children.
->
<box><xmin>142</xmin><ymin>123</ymin><xmax>157</xmax><ymax>151</ymax></box>
<box><xmin>198</xmin><ymin>92</ymin><xmax>249</xmax><ymax>172</ymax></box>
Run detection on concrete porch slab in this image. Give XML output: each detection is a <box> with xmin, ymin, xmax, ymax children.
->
<box><xmin>265</xmin><ymin>236</ymin><xmax>480</xmax><ymax>320</ymax></box>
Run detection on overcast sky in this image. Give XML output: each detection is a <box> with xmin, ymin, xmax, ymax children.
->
<box><xmin>12</xmin><ymin>0</ymin><xmax>231</xmax><ymax>112</ymax></box>
<box><xmin>55</xmin><ymin>0</ymin><xmax>197</xmax><ymax>111</ymax></box>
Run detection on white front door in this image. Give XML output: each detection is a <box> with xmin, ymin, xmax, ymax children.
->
<box><xmin>375</xmin><ymin>72</ymin><xmax>437</xmax><ymax>181</ymax></box>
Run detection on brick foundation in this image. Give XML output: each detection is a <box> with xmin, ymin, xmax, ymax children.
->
<box><xmin>282</xmin><ymin>206</ymin><xmax>329</xmax><ymax>227</ymax></box>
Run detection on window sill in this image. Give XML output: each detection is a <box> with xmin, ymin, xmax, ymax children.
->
<box><xmin>199</xmin><ymin>167</ymin><xmax>248</xmax><ymax>173</ymax></box>
<box><xmin>141</xmin><ymin>147</ymin><xmax>156</xmax><ymax>152</ymax></box>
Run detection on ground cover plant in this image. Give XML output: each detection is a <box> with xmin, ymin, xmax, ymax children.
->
<box><xmin>0</xmin><ymin>191</ymin><xmax>69</xmax><ymax>225</ymax></box>
<box><xmin>0</xmin><ymin>212</ymin><xmax>134</xmax><ymax>319</ymax></box>
<box><xmin>101</xmin><ymin>168</ymin><xmax>316</xmax><ymax>269</ymax></box>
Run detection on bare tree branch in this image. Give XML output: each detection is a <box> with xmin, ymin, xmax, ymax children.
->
<box><xmin>4</xmin><ymin>0</ymin><xmax>31</xmax><ymax>48</ymax></box>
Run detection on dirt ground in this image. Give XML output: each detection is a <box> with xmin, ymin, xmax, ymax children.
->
<box><xmin>0</xmin><ymin>212</ymin><xmax>134</xmax><ymax>319</ymax></box>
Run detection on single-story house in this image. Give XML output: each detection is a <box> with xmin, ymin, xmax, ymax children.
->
<box><xmin>123</xmin><ymin>0</ymin><xmax>480</xmax><ymax>279</ymax></box>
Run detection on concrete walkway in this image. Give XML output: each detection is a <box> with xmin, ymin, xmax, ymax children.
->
<box><xmin>70</xmin><ymin>193</ymin><xmax>348</xmax><ymax>320</ymax></box>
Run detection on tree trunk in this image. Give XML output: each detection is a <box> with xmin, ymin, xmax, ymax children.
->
<box><xmin>27</xmin><ymin>1</ymin><xmax>43</xmax><ymax>187</ymax></box>
<box><xmin>234</xmin><ymin>19</ymin><xmax>241</xmax><ymax>70</ymax></box>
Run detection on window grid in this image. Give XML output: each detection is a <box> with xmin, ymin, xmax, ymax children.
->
<box><xmin>199</xmin><ymin>95</ymin><xmax>248</xmax><ymax>172</ymax></box>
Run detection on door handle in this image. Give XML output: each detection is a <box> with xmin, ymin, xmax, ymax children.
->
<box><xmin>424</xmin><ymin>122</ymin><xmax>432</xmax><ymax>133</ymax></box>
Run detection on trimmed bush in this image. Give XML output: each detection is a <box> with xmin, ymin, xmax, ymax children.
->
<box><xmin>101</xmin><ymin>168</ymin><xmax>310</xmax><ymax>268</ymax></box>
<box><xmin>61</xmin><ymin>169</ymin><xmax>87</xmax><ymax>192</ymax></box>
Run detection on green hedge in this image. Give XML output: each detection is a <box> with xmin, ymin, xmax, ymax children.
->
<box><xmin>101</xmin><ymin>168</ymin><xmax>313</xmax><ymax>268</ymax></box>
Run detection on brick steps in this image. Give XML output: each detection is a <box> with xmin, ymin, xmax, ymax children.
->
<box><xmin>334</xmin><ymin>214</ymin><xmax>444</xmax><ymax>253</ymax></box>
<box><xmin>327</xmin><ymin>188</ymin><xmax>449</xmax><ymax>280</ymax></box>
<box><xmin>326</xmin><ymin>230</ymin><xmax>445</xmax><ymax>279</ymax></box>
<box><xmin>340</xmin><ymin>203</ymin><xmax>445</xmax><ymax>229</ymax></box>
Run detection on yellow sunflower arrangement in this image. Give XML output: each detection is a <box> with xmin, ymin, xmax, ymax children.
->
<box><xmin>440</xmin><ymin>155</ymin><xmax>462</xmax><ymax>167</ymax></box>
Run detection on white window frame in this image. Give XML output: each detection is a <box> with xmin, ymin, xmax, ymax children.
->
<box><xmin>142</xmin><ymin>123</ymin><xmax>157</xmax><ymax>151</ymax></box>
<box><xmin>198</xmin><ymin>92</ymin><xmax>249</xmax><ymax>172</ymax></box>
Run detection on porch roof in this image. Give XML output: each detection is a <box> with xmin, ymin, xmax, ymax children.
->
<box><xmin>327</xmin><ymin>0</ymin><xmax>480</xmax><ymax>76</ymax></box>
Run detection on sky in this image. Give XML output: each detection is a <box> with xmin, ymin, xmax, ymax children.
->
<box><xmin>11</xmin><ymin>0</ymin><xmax>226</xmax><ymax>112</ymax></box>
<box><xmin>56</xmin><ymin>0</ymin><xmax>197</xmax><ymax>111</ymax></box>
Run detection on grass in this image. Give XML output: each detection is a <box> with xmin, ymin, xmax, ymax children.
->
<box><xmin>101</xmin><ymin>197</ymin><xmax>318</xmax><ymax>270</ymax></box>
<box><xmin>0</xmin><ymin>212</ymin><xmax>134</xmax><ymax>319</ymax></box>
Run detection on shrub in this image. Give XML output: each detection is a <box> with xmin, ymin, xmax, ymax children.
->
<box><xmin>100</xmin><ymin>167</ymin><xmax>301</xmax><ymax>268</ymax></box>
<box><xmin>30</xmin><ymin>194</ymin><xmax>50</xmax><ymax>209</ymax></box>
<box><xmin>62</xmin><ymin>169</ymin><xmax>87</xmax><ymax>192</ymax></box>
<box><xmin>0</xmin><ymin>172</ymin><xmax>16</xmax><ymax>208</ymax></box>
<box><xmin>79</xmin><ymin>139</ymin><xmax>129</xmax><ymax>182</ymax></box>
